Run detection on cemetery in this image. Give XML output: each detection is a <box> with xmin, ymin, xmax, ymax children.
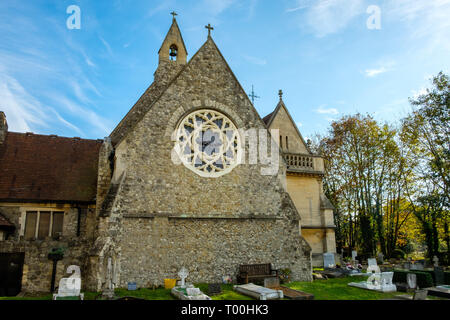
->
<box><xmin>2</xmin><ymin>253</ymin><xmax>449</xmax><ymax>300</ymax></box>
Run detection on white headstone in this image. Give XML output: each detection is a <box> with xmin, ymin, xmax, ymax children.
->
<box><xmin>407</xmin><ymin>273</ymin><xmax>417</xmax><ymax>289</ymax></box>
<box><xmin>178</xmin><ymin>267</ymin><xmax>189</xmax><ymax>287</ymax></box>
<box><xmin>186</xmin><ymin>288</ymin><xmax>202</xmax><ymax>296</ymax></box>
<box><xmin>323</xmin><ymin>253</ymin><xmax>335</xmax><ymax>268</ymax></box>
<box><xmin>352</xmin><ymin>250</ymin><xmax>358</xmax><ymax>260</ymax></box>
<box><xmin>53</xmin><ymin>265</ymin><xmax>83</xmax><ymax>299</ymax></box>
<box><xmin>368</xmin><ymin>258</ymin><xmax>377</xmax><ymax>267</ymax></box>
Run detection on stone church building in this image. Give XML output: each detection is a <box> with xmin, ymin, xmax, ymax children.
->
<box><xmin>0</xmin><ymin>16</ymin><xmax>335</xmax><ymax>295</ymax></box>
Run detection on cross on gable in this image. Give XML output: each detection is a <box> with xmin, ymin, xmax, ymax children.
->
<box><xmin>170</xmin><ymin>11</ymin><xmax>177</xmax><ymax>19</ymax></box>
<box><xmin>205</xmin><ymin>23</ymin><xmax>214</xmax><ymax>37</ymax></box>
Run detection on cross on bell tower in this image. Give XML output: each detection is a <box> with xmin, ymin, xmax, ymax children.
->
<box><xmin>157</xmin><ymin>12</ymin><xmax>188</xmax><ymax>66</ymax></box>
<box><xmin>205</xmin><ymin>23</ymin><xmax>214</xmax><ymax>37</ymax></box>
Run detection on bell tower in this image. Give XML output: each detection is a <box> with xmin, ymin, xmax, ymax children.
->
<box><xmin>158</xmin><ymin>12</ymin><xmax>187</xmax><ymax>65</ymax></box>
<box><xmin>154</xmin><ymin>12</ymin><xmax>188</xmax><ymax>83</ymax></box>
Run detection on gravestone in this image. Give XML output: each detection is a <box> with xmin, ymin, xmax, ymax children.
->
<box><xmin>407</xmin><ymin>273</ymin><xmax>417</xmax><ymax>290</ymax></box>
<box><xmin>234</xmin><ymin>283</ymin><xmax>284</xmax><ymax>300</ymax></box>
<box><xmin>323</xmin><ymin>253</ymin><xmax>335</xmax><ymax>268</ymax></box>
<box><xmin>413</xmin><ymin>289</ymin><xmax>428</xmax><ymax>300</ymax></box>
<box><xmin>178</xmin><ymin>267</ymin><xmax>189</xmax><ymax>288</ymax></box>
<box><xmin>264</xmin><ymin>277</ymin><xmax>280</xmax><ymax>289</ymax></box>
<box><xmin>351</xmin><ymin>250</ymin><xmax>358</xmax><ymax>261</ymax></box>
<box><xmin>348</xmin><ymin>270</ymin><xmax>396</xmax><ymax>292</ymax></box>
<box><xmin>415</xmin><ymin>262</ymin><xmax>424</xmax><ymax>270</ymax></box>
<box><xmin>127</xmin><ymin>282</ymin><xmax>137</xmax><ymax>291</ymax></box>
<box><xmin>434</xmin><ymin>266</ymin><xmax>445</xmax><ymax>286</ymax></box>
<box><xmin>186</xmin><ymin>287</ymin><xmax>202</xmax><ymax>296</ymax></box>
<box><xmin>368</xmin><ymin>258</ymin><xmax>377</xmax><ymax>267</ymax></box>
<box><xmin>377</xmin><ymin>253</ymin><xmax>384</xmax><ymax>264</ymax></box>
<box><xmin>53</xmin><ymin>265</ymin><xmax>84</xmax><ymax>300</ymax></box>
<box><xmin>171</xmin><ymin>284</ymin><xmax>211</xmax><ymax>300</ymax></box>
<box><xmin>433</xmin><ymin>256</ymin><xmax>439</xmax><ymax>267</ymax></box>
<box><xmin>208</xmin><ymin>283</ymin><xmax>222</xmax><ymax>296</ymax></box>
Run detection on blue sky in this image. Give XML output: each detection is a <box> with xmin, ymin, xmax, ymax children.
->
<box><xmin>1</xmin><ymin>0</ymin><xmax>449</xmax><ymax>140</ymax></box>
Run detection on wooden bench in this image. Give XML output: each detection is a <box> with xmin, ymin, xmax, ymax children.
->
<box><xmin>237</xmin><ymin>263</ymin><xmax>278</xmax><ymax>284</ymax></box>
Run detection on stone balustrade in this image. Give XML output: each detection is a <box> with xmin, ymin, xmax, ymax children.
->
<box><xmin>283</xmin><ymin>153</ymin><xmax>324</xmax><ymax>174</ymax></box>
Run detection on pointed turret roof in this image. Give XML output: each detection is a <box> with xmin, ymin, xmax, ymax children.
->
<box><xmin>263</xmin><ymin>92</ymin><xmax>312</xmax><ymax>154</ymax></box>
<box><xmin>158</xmin><ymin>16</ymin><xmax>188</xmax><ymax>56</ymax></box>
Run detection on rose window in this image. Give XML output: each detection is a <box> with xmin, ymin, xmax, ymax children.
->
<box><xmin>174</xmin><ymin>109</ymin><xmax>242</xmax><ymax>177</ymax></box>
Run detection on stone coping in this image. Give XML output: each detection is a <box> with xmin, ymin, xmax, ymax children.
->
<box><xmin>123</xmin><ymin>213</ymin><xmax>283</xmax><ymax>220</ymax></box>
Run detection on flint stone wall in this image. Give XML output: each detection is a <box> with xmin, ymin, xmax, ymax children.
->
<box><xmin>100</xmin><ymin>38</ymin><xmax>312</xmax><ymax>288</ymax></box>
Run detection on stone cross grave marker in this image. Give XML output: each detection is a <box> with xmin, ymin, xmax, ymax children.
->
<box><xmin>323</xmin><ymin>253</ymin><xmax>335</xmax><ymax>268</ymax></box>
<box><xmin>178</xmin><ymin>267</ymin><xmax>189</xmax><ymax>287</ymax></box>
<box><xmin>407</xmin><ymin>273</ymin><xmax>417</xmax><ymax>290</ymax></box>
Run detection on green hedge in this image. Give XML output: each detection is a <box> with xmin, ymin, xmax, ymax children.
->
<box><xmin>393</xmin><ymin>270</ymin><xmax>434</xmax><ymax>288</ymax></box>
<box><xmin>416</xmin><ymin>270</ymin><xmax>450</xmax><ymax>285</ymax></box>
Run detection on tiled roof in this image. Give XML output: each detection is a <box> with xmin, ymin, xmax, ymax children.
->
<box><xmin>0</xmin><ymin>132</ymin><xmax>102</xmax><ymax>203</ymax></box>
<box><xmin>262</xmin><ymin>111</ymin><xmax>274</xmax><ymax>126</ymax></box>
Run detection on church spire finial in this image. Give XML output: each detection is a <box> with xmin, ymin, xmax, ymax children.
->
<box><xmin>279</xmin><ymin>89</ymin><xmax>283</xmax><ymax>101</ymax></box>
<box><xmin>170</xmin><ymin>11</ymin><xmax>177</xmax><ymax>20</ymax></box>
<box><xmin>205</xmin><ymin>23</ymin><xmax>214</xmax><ymax>38</ymax></box>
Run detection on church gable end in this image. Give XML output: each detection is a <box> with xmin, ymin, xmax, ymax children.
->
<box><xmin>92</xmin><ymin>18</ymin><xmax>312</xmax><ymax>291</ymax></box>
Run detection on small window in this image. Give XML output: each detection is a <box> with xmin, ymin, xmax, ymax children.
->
<box><xmin>286</xmin><ymin>136</ymin><xmax>289</xmax><ymax>150</ymax></box>
<box><xmin>24</xmin><ymin>211</ymin><xmax>37</xmax><ymax>240</ymax></box>
<box><xmin>280</xmin><ymin>135</ymin><xmax>283</xmax><ymax>149</ymax></box>
<box><xmin>37</xmin><ymin>211</ymin><xmax>50</xmax><ymax>240</ymax></box>
<box><xmin>52</xmin><ymin>212</ymin><xmax>64</xmax><ymax>238</ymax></box>
<box><xmin>23</xmin><ymin>210</ymin><xmax>64</xmax><ymax>240</ymax></box>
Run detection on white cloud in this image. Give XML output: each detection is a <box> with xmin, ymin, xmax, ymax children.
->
<box><xmin>385</xmin><ymin>0</ymin><xmax>450</xmax><ymax>51</ymax></box>
<box><xmin>0</xmin><ymin>73</ymin><xmax>83</xmax><ymax>135</ymax></box>
<box><xmin>204</xmin><ymin>0</ymin><xmax>236</xmax><ymax>16</ymax></box>
<box><xmin>365</xmin><ymin>67</ymin><xmax>387</xmax><ymax>77</ymax></box>
<box><xmin>290</xmin><ymin>0</ymin><xmax>365</xmax><ymax>37</ymax></box>
<box><xmin>242</xmin><ymin>54</ymin><xmax>267</xmax><ymax>66</ymax></box>
<box><xmin>411</xmin><ymin>87</ymin><xmax>428</xmax><ymax>100</ymax></box>
<box><xmin>315</xmin><ymin>105</ymin><xmax>339</xmax><ymax>115</ymax></box>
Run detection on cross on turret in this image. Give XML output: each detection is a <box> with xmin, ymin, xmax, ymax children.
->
<box><xmin>205</xmin><ymin>23</ymin><xmax>214</xmax><ymax>37</ymax></box>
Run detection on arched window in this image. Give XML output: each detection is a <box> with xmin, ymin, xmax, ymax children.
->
<box><xmin>280</xmin><ymin>135</ymin><xmax>283</xmax><ymax>149</ymax></box>
<box><xmin>286</xmin><ymin>136</ymin><xmax>289</xmax><ymax>150</ymax></box>
<box><xmin>169</xmin><ymin>44</ymin><xmax>178</xmax><ymax>61</ymax></box>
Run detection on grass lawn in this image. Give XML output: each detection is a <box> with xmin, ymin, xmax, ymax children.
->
<box><xmin>0</xmin><ymin>276</ymin><xmax>413</xmax><ymax>300</ymax></box>
<box><xmin>286</xmin><ymin>276</ymin><xmax>411</xmax><ymax>300</ymax></box>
